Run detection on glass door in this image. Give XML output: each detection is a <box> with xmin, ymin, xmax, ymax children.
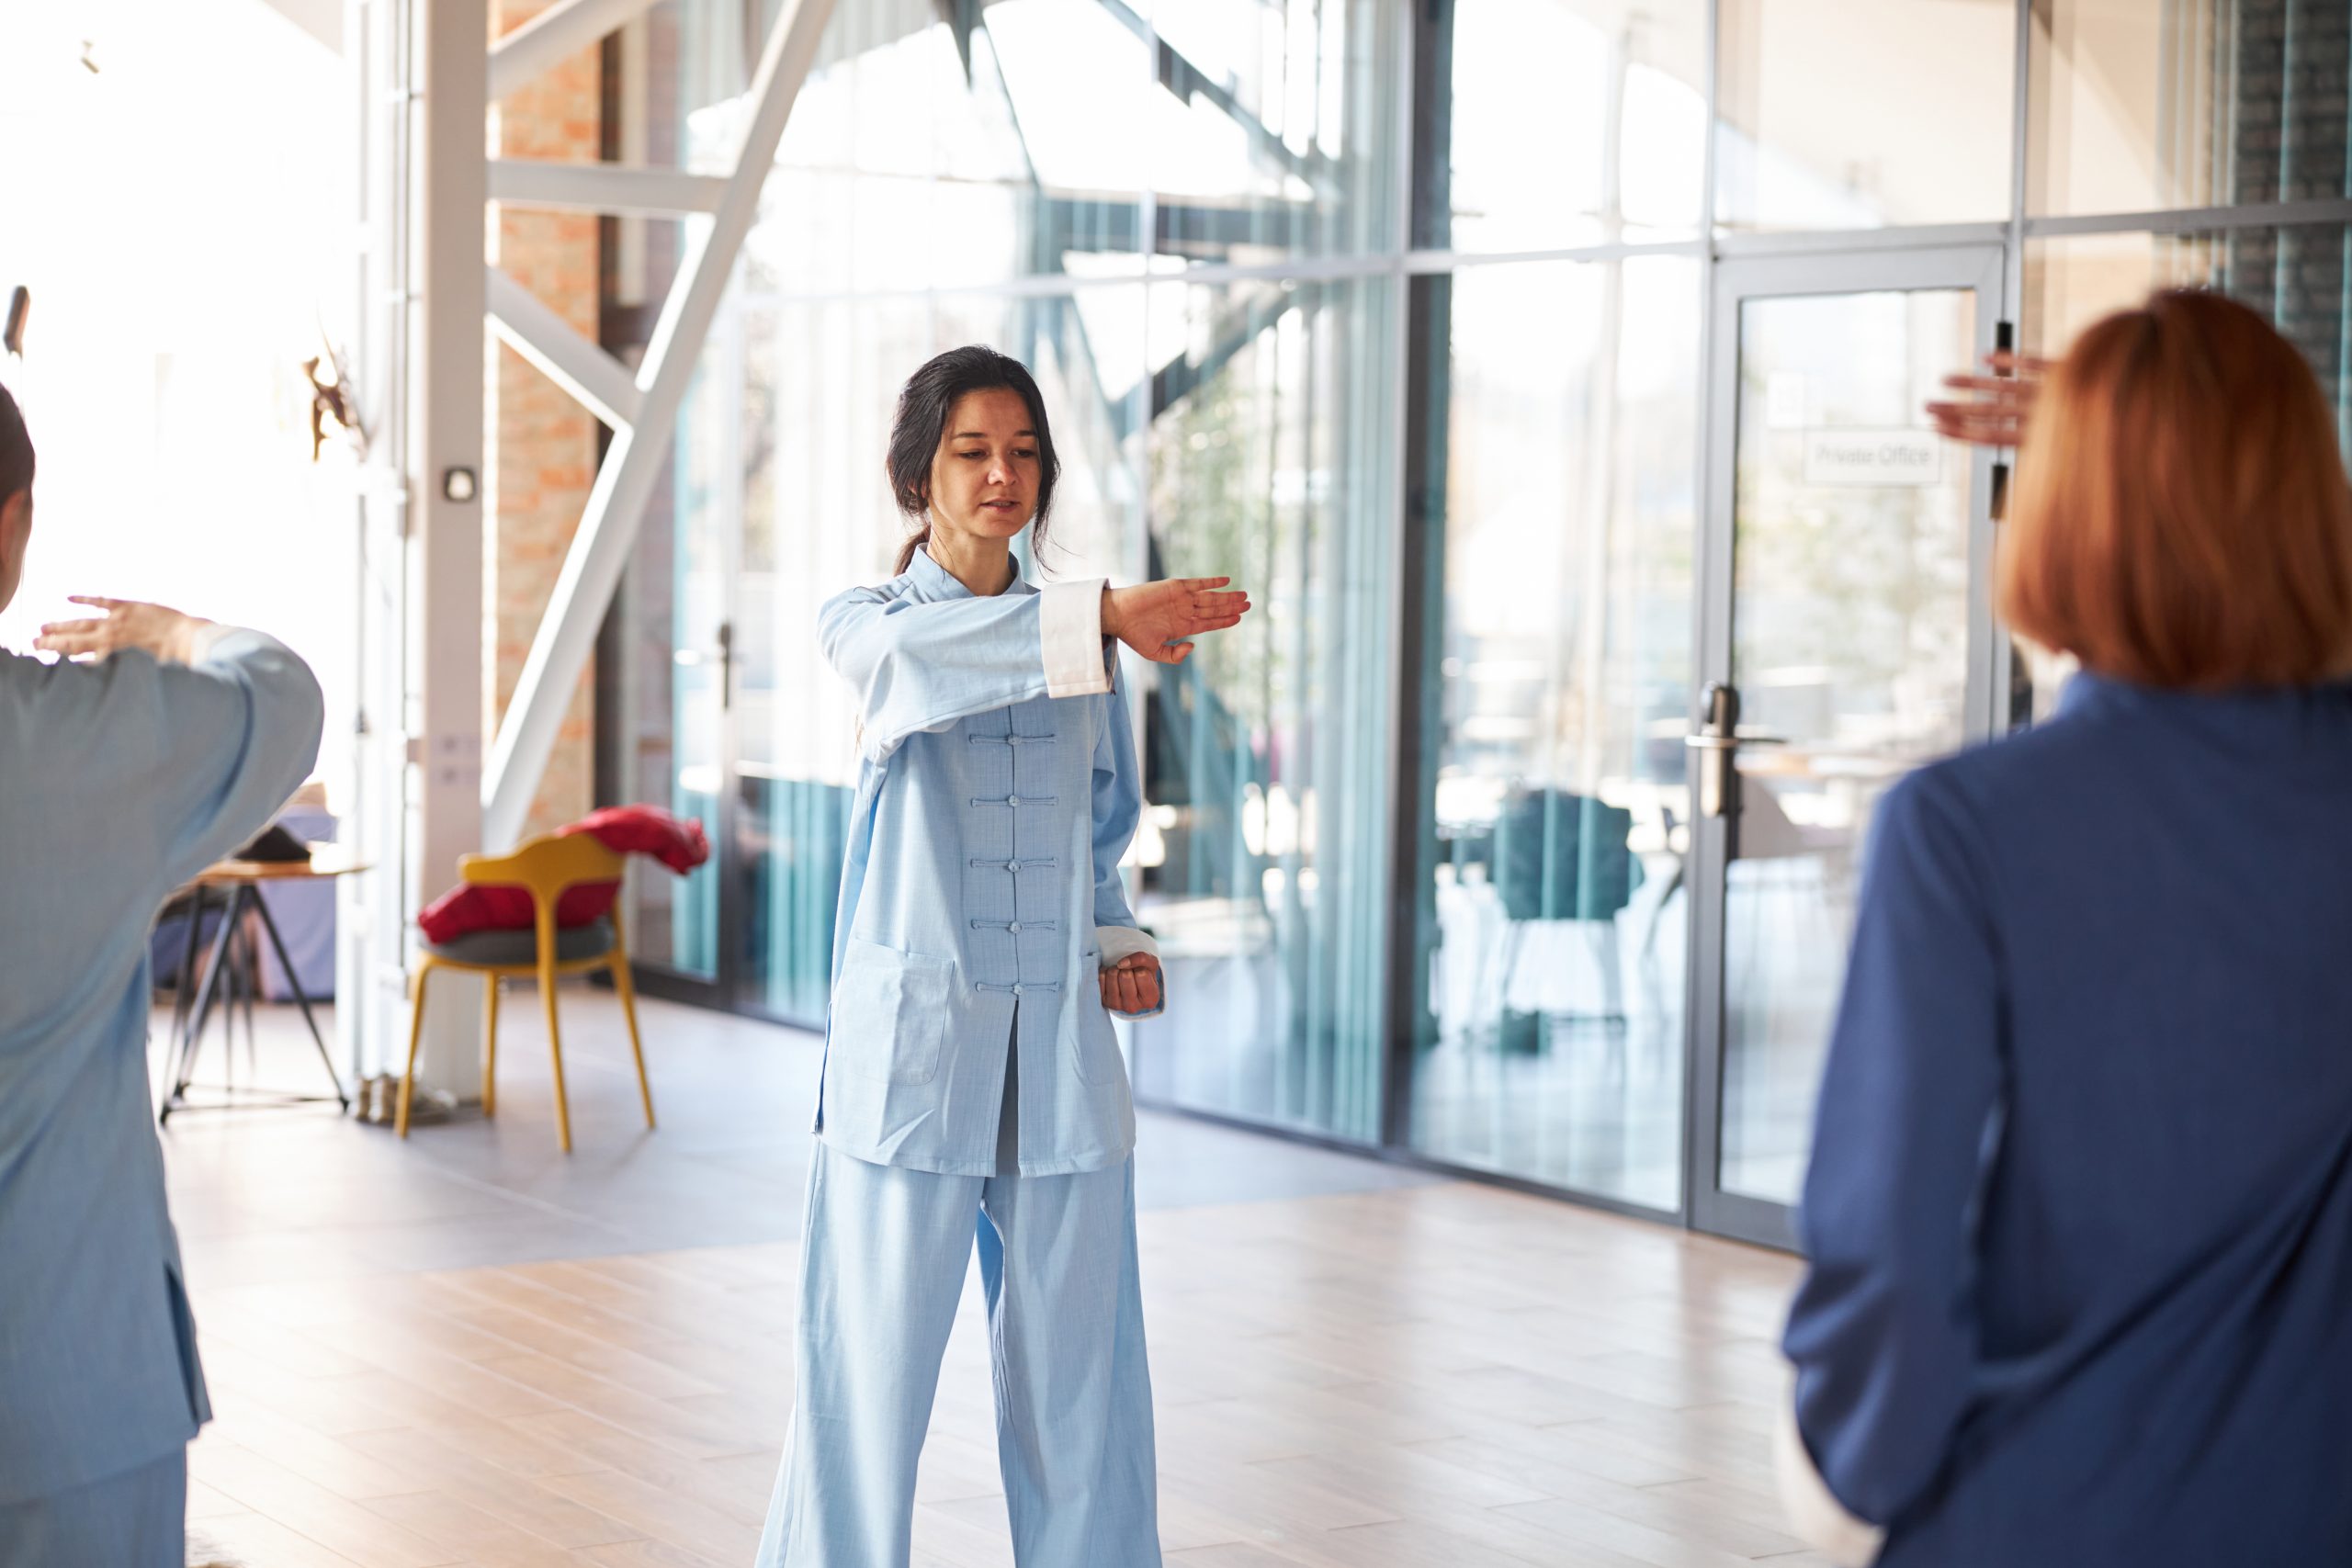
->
<box><xmin>1687</xmin><ymin>246</ymin><xmax>2006</xmax><ymax>1247</ymax></box>
<box><xmin>606</xmin><ymin>347</ymin><xmax>739</xmax><ymax>1006</ymax></box>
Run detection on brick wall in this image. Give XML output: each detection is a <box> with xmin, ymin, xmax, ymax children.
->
<box><xmin>487</xmin><ymin>0</ymin><xmax>600</xmax><ymax>840</ymax></box>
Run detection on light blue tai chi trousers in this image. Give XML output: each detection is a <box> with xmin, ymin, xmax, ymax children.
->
<box><xmin>0</xmin><ymin>1450</ymin><xmax>186</xmax><ymax>1568</ymax></box>
<box><xmin>756</xmin><ymin>1037</ymin><xmax>1160</xmax><ymax>1568</ymax></box>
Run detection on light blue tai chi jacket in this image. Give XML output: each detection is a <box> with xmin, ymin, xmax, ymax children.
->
<box><xmin>817</xmin><ymin>548</ymin><xmax>1160</xmax><ymax>1179</ymax></box>
<box><xmin>0</xmin><ymin>630</ymin><xmax>322</xmax><ymax>1505</ymax></box>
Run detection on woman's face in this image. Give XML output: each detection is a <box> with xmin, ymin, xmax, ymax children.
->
<box><xmin>926</xmin><ymin>388</ymin><xmax>1039</xmax><ymax>547</ymax></box>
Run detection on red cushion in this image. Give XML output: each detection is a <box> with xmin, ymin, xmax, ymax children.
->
<box><xmin>416</xmin><ymin>881</ymin><xmax>619</xmax><ymax>945</ymax></box>
<box><xmin>563</xmin><ymin>804</ymin><xmax>710</xmax><ymax>873</ymax></box>
<box><xmin>413</xmin><ymin>805</ymin><xmax>709</xmax><ymax>944</ymax></box>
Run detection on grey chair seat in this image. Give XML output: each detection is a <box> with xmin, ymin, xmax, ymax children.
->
<box><xmin>425</xmin><ymin>916</ymin><xmax>616</xmax><ymax>969</ymax></box>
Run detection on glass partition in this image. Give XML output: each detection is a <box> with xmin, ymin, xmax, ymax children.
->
<box><xmin>1715</xmin><ymin>0</ymin><xmax>2015</xmax><ymax>231</ymax></box>
<box><xmin>1401</xmin><ymin>256</ymin><xmax>1701</xmax><ymax>1212</ymax></box>
<box><xmin>1414</xmin><ymin>0</ymin><xmax>1708</xmax><ymax>252</ymax></box>
<box><xmin>595</xmin><ymin>0</ymin><xmax>2352</xmax><ymax>1242</ymax></box>
<box><xmin>1122</xmin><ymin>276</ymin><xmax>1398</xmax><ymax>1142</ymax></box>
<box><xmin>2029</xmin><ymin>0</ymin><xmax>2352</xmax><ymax>218</ymax></box>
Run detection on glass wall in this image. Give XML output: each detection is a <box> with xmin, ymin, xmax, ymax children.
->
<box><xmin>1413</xmin><ymin>0</ymin><xmax>1708</xmax><ymax>250</ymax></box>
<box><xmin>1123</xmin><ymin>277</ymin><xmax>1396</xmax><ymax>1142</ymax></box>
<box><xmin>596</xmin><ymin>0</ymin><xmax>2352</xmax><ymax>1230</ymax></box>
<box><xmin>1715</xmin><ymin>0</ymin><xmax>2015</xmax><ymax>231</ymax></box>
<box><xmin>606</xmin><ymin>0</ymin><xmax>1402</xmax><ymax>1146</ymax></box>
<box><xmin>1396</xmin><ymin>0</ymin><xmax>1712</xmax><ymax>1209</ymax></box>
<box><xmin>1401</xmin><ymin>257</ymin><xmax>1700</xmax><ymax>1210</ymax></box>
<box><xmin>2029</xmin><ymin>0</ymin><xmax>2352</xmax><ymax>219</ymax></box>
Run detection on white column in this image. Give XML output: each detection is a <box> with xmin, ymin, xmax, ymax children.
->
<box><xmin>401</xmin><ymin>0</ymin><xmax>489</xmax><ymax>1098</ymax></box>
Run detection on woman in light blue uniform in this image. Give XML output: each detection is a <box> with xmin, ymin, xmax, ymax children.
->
<box><xmin>0</xmin><ymin>385</ymin><xmax>324</xmax><ymax>1566</ymax></box>
<box><xmin>755</xmin><ymin>347</ymin><xmax>1250</xmax><ymax>1568</ymax></box>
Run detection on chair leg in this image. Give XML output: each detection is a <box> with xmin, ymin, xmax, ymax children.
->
<box><xmin>398</xmin><ymin>961</ymin><xmax>435</xmax><ymax>1139</ymax></box>
<box><xmin>482</xmin><ymin>976</ymin><xmax>500</xmax><ymax>1118</ymax></box>
<box><xmin>540</xmin><ymin>956</ymin><xmax>572</xmax><ymax>1154</ymax></box>
<box><xmin>611</xmin><ymin>953</ymin><xmax>654</xmax><ymax>1131</ymax></box>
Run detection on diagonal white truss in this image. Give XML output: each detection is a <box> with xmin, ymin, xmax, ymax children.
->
<box><xmin>481</xmin><ymin>0</ymin><xmax>836</xmax><ymax>849</ymax></box>
<box><xmin>488</xmin><ymin>0</ymin><xmax>664</xmax><ymax>101</ymax></box>
<box><xmin>485</xmin><ymin>266</ymin><xmax>639</xmax><ymax>430</ymax></box>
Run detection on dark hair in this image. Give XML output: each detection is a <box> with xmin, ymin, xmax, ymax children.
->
<box><xmin>0</xmin><ymin>382</ymin><xmax>31</xmax><ymax>508</ymax></box>
<box><xmin>887</xmin><ymin>346</ymin><xmax>1060</xmax><ymax>575</ymax></box>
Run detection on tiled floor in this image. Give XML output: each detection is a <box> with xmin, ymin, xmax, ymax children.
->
<box><xmin>159</xmin><ymin>991</ymin><xmax>1442</xmax><ymax>1289</ymax></box>
<box><xmin>154</xmin><ymin>987</ymin><xmax>1814</xmax><ymax>1568</ymax></box>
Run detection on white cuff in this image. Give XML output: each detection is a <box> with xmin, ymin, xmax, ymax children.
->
<box><xmin>1775</xmin><ymin>1402</ymin><xmax>1884</xmax><ymax>1568</ymax></box>
<box><xmin>1040</xmin><ymin>578</ymin><xmax>1113</xmax><ymax>698</ymax></box>
<box><xmin>187</xmin><ymin>622</ymin><xmax>242</xmax><ymax>662</ymax></box>
<box><xmin>1096</xmin><ymin>924</ymin><xmax>1158</xmax><ymax>965</ymax></box>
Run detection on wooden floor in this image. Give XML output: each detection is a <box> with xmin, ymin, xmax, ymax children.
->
<box><xmin>182</xmin><ymin>1184</ymin><xmax>1813</xmax><ymax>1568</ymax></box>
<box><xmin>162</xmin><ymin>994</ymin><xmax>1815</xmax><ymax>1568</ymax></box>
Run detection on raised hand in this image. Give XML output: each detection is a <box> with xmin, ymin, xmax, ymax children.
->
<box><xmin>1101</xmin><ymin>953</ymin><xmax>1163</xmax><ymax>1016</ymax></box>
<box><xmin>34</xmin><ymin>597</ymin><xmax>218</xmax><ymax>664</ymax></box>
<box><xmin>1101</xmin><ymin>577</ymin><xmax>1251</xmax><ymax>665</ymax></box>
<box><xmin>1925</xmin><ymin>352</ymin><xmax>2053</xmax><ymax>449</ymax></box>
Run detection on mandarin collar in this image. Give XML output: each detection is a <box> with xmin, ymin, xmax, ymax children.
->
<box><xmin>907</xmin><ymin>541</ymin><xmax>1037</xmax><ymax>600</ymax></box>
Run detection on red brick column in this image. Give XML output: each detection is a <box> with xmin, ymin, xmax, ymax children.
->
<box><xmin>487</xmin><ymin>0</ymin><xmax>600</xmax><ymax>840</ymax></box>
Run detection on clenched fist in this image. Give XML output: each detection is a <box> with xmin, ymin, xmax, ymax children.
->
<box><xmin>1101</xmin><ymin>953</ymin><xmax>1163</xmax><ymax>1016</ymax></box>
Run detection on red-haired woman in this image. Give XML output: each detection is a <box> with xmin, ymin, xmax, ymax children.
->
<box><xmin>1778</xmin><ymin>290</ymin><xmax>2352</xmax><ymax>1567</ymax></box>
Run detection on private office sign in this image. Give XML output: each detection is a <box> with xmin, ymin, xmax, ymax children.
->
<box><xmin>1803</xmin><ymin>428</ymin><xmax>1941</xmax><ymax>487</ymax></box>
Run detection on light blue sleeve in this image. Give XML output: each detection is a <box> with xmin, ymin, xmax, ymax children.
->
<box><xmin>1091</xmin><ymin>664</ymin><xmax>1162</xmax><ymax>1018</ymax></box>
<box><xmin>820</xmin><ymin>580</ymin><xmax>1110</xmax><ymax>763</ymax></box>
<box><xmin>148</xmin><ymin>629</ymin><xmax>328</xmax><ymax>888</ymax></box>
<box><xmin>1781</xmin><ymin>771</ymin><xmax>2006</xmax><ymax>1529</ymax></box>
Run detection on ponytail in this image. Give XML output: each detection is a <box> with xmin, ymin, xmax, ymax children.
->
<box><xmin>893</xmin><ymin>521</ymin><xmax>931</xmax><ymax>576</ymax></box>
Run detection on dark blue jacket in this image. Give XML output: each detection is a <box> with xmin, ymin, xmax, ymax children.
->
<box><xmin>1784</xmin><ymin>671</ymin><xmax>2352</xmax><ymax>1567</ymax></box>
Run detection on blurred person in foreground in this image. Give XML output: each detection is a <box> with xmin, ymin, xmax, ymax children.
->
<box><xmin>0</xmin><ymin>382</ymin><xmax>322</xmax><ymax>1566</ymax></box>
<box><xmin>1777</xmin><ymin>288</ymin><xmax>2352</xmax><ymax>1567</ymax></box>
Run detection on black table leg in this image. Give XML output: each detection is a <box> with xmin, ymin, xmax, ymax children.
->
<box><xmin>250</xmin><ymin>888</ymin><xmax>351</xmax><ymax>1112</ymax></box>
<box><xmin>164</xmin><ymin>886</ymin><xmax>244</xmax><ymax>1122</ymax></box>
<box><xmin>237</xmin><ymin>912</ymin><xmax>256</xmax><ymax>1089</ymax></box>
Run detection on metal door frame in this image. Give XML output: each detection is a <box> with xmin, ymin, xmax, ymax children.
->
<box><xmin>1685</xmin><ymin>243</ymin><xmax>2008</xmax><ymax>1248</ymax></box>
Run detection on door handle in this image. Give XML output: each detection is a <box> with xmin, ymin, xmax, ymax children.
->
<box><xmin>674</xmin><ymin>624</ymin><xmax>736</xmax><ymax>711</ymax></box>
<box><xmin>1690</xmin><ymin>682</ymin><xmax>1742</xmax><ymax>830</ymax></box>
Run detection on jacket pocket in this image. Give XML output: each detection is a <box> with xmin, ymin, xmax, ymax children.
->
<box><xmin>1067</xmin><ymin>947</ymin><xmax>1126</xmax><ymax>1088</ymax></box>
<box><xmin>832</xmin><ymin>937</ymin><xmax>954</xmax><ymax>1085</ymax></box>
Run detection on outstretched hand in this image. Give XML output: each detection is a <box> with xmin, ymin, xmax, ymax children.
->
<box><xmin>1925</xmin><ymin>352</ymin><xmax>2053</xmax><ymax>449</ymax></box>
<box><xmin>1101</xmin><ymin>953</ymin><xmax>1163</xmax><ymax>1016</ymax></box>
<box><xmin>1102</xmin><ymin>578</ymin><xmax>1251</xmax><ymax>665</ymax></box>
<box><xmin>34</xmin><ymin>597</ymin><xmax>217</xmax><ymax>665</ymax></box>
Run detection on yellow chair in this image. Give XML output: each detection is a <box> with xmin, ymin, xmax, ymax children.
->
<box><xmin>398</xmin><ymin>832</ymin><xmax>652</xmax><ymax>1152</ymax></box>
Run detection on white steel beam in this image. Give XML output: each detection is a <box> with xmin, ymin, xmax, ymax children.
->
<box><xmin>259</xmin><ymin>0</ymin><xmax>341</xmax><ymax>52</ymax></box>
<box><xmin>485</xmin><ymin>266</ymin><xmax>640</xmax><ymax>429</ymax></box>
<box><xmin>489</xmin><ymin>158</ymin><xmax>728</xmax><ymax>216</ymax></box>
<box><xmin>481</xmin><ymin>0</ymin><xmax>837</xmax><ymax>849</ymax></box>
<box><xmin>487</xmin><ymin>0</ymin><xmax>662</xmax><ymax>99</ymax></box>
